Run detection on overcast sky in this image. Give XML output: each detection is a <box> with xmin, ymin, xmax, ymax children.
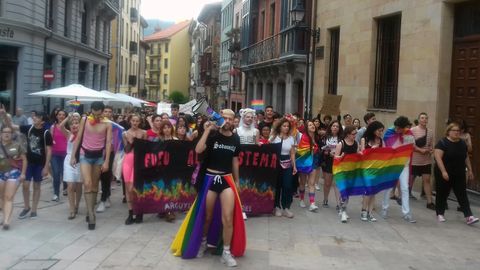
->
<box><xmin>140</xmin><ymin>0</ymin><xmax>220</xmax><ymax>21</ymax></box>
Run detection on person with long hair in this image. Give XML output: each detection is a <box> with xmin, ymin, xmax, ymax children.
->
<box><xmin>59</xmin><ymin>113</ymin><xmax>82</xmax><ymax>220</ymax></box>
<box><xmin>176</xmin><ymin>116</ymin><xmax>192</xmax><ymax>141</ymax></box>
<box><xmin>270</xmin><ymin>118</ymin><xmax>297</xmax><ymax>218</ymax></box>
<box><xmin>296</xmin><ymin>120</ymin><xmax>319</xmax><ymax>211</ymax></box>
<box><xmin>159</xmin><ymin>120</ymin><xmax>178</xmax><ymax>222</ymax></box>
<box><xmin>192</xmin><ymin>115</ymin><xmax>208</xmax><ymax>142</ymax></box>
<box><xmin>122</xmin><ymin>114</ymin><xmax>147</xmax><ymax>225</ymax></box>
<box><xmin>146</xmin><ymin>114</ymin><xmax>162</xmax><ymax>142</ymax></box>
<box><xmin>334</xmin><ymin>125</ymin><xmax>360</xmax><ymax>223</ymax></box>
<box><xmin>434</xmin><ymin>123</ymin><xmax>479</xmax><ymax>225</ymax></box>
<box><xmin>258</xmin><ymin>123</ymin><xmax>271</xmax><ymax>145</ymax></box>
<box><xmin>50</xmin><ymin>109</ymin><xmax>68</xmax><ymax>201</ymax></box>
<box><xmin>0</xmin><ymin>125</ymin><xmax>27</xmax><ymax>230</ymax></box>
<box><xmin>321</xmin><ymin>120</ymin><xmax>343</xmax><ymax>211</ymax></box>
<box><xmin>359</xmin><ymin>121</ymin><xmax>385</xmax><ymax>222</ymax></box>
<box><xmin>236</xmin><ymin>108</ymin><xmax>259</xmax><ymax>145</ymax></box>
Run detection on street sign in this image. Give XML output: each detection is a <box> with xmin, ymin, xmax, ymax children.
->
<box><xmin>43</xmin><ymin>70</ymin><xmax>55</xmax><ymax>82</ymax></box>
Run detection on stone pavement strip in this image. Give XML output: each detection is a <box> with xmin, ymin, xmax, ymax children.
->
<box><xmin>1</xmin><ymin>179</ymin><xmax>479</xmax><ymax>270</ymax></box>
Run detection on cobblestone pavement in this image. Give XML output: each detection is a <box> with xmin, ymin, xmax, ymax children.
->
<box><xmin>1</xmin><ymin>178</ymin><xmax>479</xmax><ymax>270</ymax></box>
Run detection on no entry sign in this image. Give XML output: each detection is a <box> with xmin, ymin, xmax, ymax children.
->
<box><xmin>43</xmin><ymin>70</ymin><xmax>55</xmax><ymax>82</ymax></box>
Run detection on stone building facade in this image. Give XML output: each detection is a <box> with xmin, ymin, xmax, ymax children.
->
<box><xmin>0</xmin><ymin>0</ymin><xmax>118</xmax><ymax>113</ymax></box>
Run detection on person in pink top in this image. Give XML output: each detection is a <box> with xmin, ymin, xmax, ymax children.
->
<box><xmin>50</xmin><ymin>109</ymin><xmax>68</xmax><ymax>202</ymax></box>
<box><xmin>70</xmin><ymin>102</ymin><xmax>112</xmax><ymax>230</ymax></box>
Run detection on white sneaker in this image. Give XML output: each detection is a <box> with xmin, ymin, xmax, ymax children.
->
<box><xmin>242</xmin><ymin>212</ymin><xmax>247</xmax><ymax>220</ymax></box>
<box><xmin>315</xmin><ymin>184</ymin><xmax>321</xmax><ymax>191</ymax></box>
<box><xmin>360</xmin><ymin>210</ymin><xmax>368</xmax><ymax>221</ymax></box>
<box><xmin>274</xmin><ymin>207</ymin><xmax>282</xmax><ymax>217</ymax></box>
<box><xmin>51</xmin><ymin>195</ymin><xmax>59</xmax><ymax>202</ymax></box>
<box><xmin>221</xmin><ymin>251</ymin><xmax>237</xmax><ymax>267</ymax></box>
<box><xmin>197</xmin><ymin>241</ymin><xmax>207</xmax><ymax>258</ymax></box>
<box><xmin>437</xmin><ymin>215</ymin><xmax>446</xmax><ymax>222</ymax></box>
<box><xmin>299</xmin><ymin>200</ymin><xmax>306</xmax><ymax>208</ymax></box>
<box><xmin>96</xmin><ymin>202</ymin><xmax>105</xmax><ymax>213</ymax></box>
<box><xmin>105</xmin><ymin>198</ymin><xmax>112</xmax><ymax>208</ymax></box>
<box><xmin>283</xmin><ymin>209</ymin><xmax>294</xmax><ymax>218</ymax></box>
<box><xmin>341</xmin><ymin>211</ymin><xmax>348</xmax><ymax>223</ymax></box>
<box><xmin>309</xmin><ymin>203</ymin><xmax>318</xmax><ymax>212</ymax></box>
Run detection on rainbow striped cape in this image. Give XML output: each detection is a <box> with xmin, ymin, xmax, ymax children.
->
<box><xmin>296</xmin><ymin>133</ymin><xmax>316</xmax><ymax>174</ymax></box>
<box><xmin>333</xmin><ymin>144</ymin><xmax>413</xmax><ymax>198</ymax></box>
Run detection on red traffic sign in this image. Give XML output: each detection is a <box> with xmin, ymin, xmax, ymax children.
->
<box><xmin>43</xmin><ymin>70</ymin><xmax>55</xmax><ymax>82</ymax></box>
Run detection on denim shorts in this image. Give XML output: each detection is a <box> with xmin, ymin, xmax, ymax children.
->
<box><xmin>0</xmin><ymin>169</ymin><xmax>21</xmax><ymax>182</ymax></box>
<box><xmin>26</xmin><ymin>164</ymin><xmax>43</xmax><ymax>182</ymax></box>
<box><xmin>79</xmin><ymin>155</ymin><xmax>104</xmax><ymax>166</ymax></box>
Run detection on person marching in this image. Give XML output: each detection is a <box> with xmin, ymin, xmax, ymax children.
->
<box><xmin>296</xmin><ymin>120</ymin><xmax>319</xmax><ymax>211</ymax></box>
<box><xmin>49</xmin><ymin>109</ymin><xmax>68</xmax><ymax>201</ymax></box>
<box><xmin>321</xmin><ymin>120</ymin><xmax>343</xmax><ymax>211</ymax></box>
<box><xmin>235</xmin><ymin>108</ymin><xmax>259</xmax><ymax>145</ymax></box>
<box><xmin>171</xmin><ymin>109</ymin><xmax>246</xmax><ymax>267</ymax></box>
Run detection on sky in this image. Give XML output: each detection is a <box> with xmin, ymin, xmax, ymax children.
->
<box><xmin>140</xmin><ymin>0</ymin><xmax>221</xmax><ymax>22</ymax></box>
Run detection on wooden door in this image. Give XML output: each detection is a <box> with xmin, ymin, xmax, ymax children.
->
<box><xmin>450</xmin><ymin>38</ymin><xmax>480</xmax><ymax>191</ymax></box>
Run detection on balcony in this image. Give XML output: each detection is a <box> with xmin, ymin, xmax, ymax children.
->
<box><xmin>149</xmin><ymin>65</ymin><xmax>161</xmax><ymax>72</ymax></box>
<box><xmin>146</xmin><ymin>79</ymin><xmax>159</xmax><ymax>85</ymax></box>
<box><xmin>241</xmin><ymin>27</ymin><xmax>308</xmax><ymax>68</ymax></box>
<box><xmin>130</xmin><ymin>8</ymin><xmax>139</xmax><ymax>22</ymax></box>
<box><xmin>97</xmin><ymin>0</ymin><xmax>120</xmax><ymax>20</ymax></box>
<box><xmin>130</xmin><ymin>41</ymin><xmax>138</xmax><ymax>54</ymax></box>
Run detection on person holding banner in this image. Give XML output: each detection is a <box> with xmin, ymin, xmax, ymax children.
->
<box><xmin>381</xmin><ymin>116</ymin><xmax>416</xmax><ymax>223</ymax></box>
<box><xmin>270</xmin><ymin>118</ymin><xmax>297</xmax><ymax>218</ymax></box>
<box><xmin>159</xmin><ymin>120</ymin><xmax>178</xmax><ymax>222</ymax></box>
<box><xmin>334</xmin><ymin>125</ymin><xmax>360</xmax><ymax>223</ymax></box>
<box><xmin>359</xmin><ymin>121</ymin><xmax>385</xmax><ymax>222</ymax></box>
<box><xmin>146</xmin><ymin>115</ymin><xmax>162</xmax><ymax>142</ymax></box>
<box><xmin>122</xmin><ymin>114</ymin><xmax>146</xmax><ymax>225</ymax></box>
<box><xmin>171</xmin><ymin>109</ymin><xmax>246</xmax><ymax>267</ymax></box>
<box><xmin>296</xmin><ymin>121</ymin><xmax>319</xmax><ymax>212</ymax></box>
<box><xmin>236</xmin><ymin>108</ymin><xmax>259</xmax><ymax>145</ymax></box>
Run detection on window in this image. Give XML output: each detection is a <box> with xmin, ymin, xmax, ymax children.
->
<box><xmin>100</xmin><ymin>66</ymin><xmax>106</xmax><ymax>89</ymax></box>
<box><xmin>47</xmin><ymin>0</ymin><xmax>54</xmax><ymax>29</ymax></box>
<box><xmin>81</xmin><ymin>4</ymin><xmax>88</xmax><ymax>44</ymax></box>
<box><xmin>165</xmin><ymin>42</ymin><xmax>169</xmax><ymax>53</ymax></box>
<box><xmin>92</xmin><ymin>64</ymin><xmax>99</xmax><ymax>89</ymax></box>
<box><xmin>270</xmin><ymin>2</ymin><xmax>275</xmax><ymax>36</ymax></box>
<box><xmin>95</xmin><ymin>16</ymin><xmax>101</xmax><ymax>49</ymax></box>
<box><xmin>163</xmin><ymin>74</ymin><xmax>168</xmax><ymax>84</ymax></box>
<box><xmin>164</xmin><ymin>58</ymin><xmax>168</xmax><ymax>69</ymax></box>
<box><xmin>260</xmin><ymin>10</ymin><xmax>265</xmax><ymax>39</ymax></box>
<box><xmin>120</xmin><ymin>18</ymin><xmax>124</xmax><ymax>48</ymax></box>
<box><xmin>64</xmin><ymin>0</ymin><xmax>71</xmax><ymax>37</ymax></box>
<box><xmin>373</xmin><ymin>14</ymin><xmax>401</xmax><ymax>110</ymax></box>
<box><xmin>78</xmin><ymin>61</ymin><xmax>88</xmax><ymax>86</ymax></box>
<box><xmin>61</xmin><ymin>58</ymin><xmax>69</xmax><ymax>86</ymax></box>
<box><xmin>103</xmin><ymin>21</ymin><xmax>108</xmax><ymax>52</ymax></box>
<box><xmin>328</xmin><ymin>28</ymin><xmax>340</xmax><ymax>95</ymax></box>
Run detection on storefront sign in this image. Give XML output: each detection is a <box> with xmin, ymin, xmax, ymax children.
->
<box><xmin>0</xmin><ymin>27</ymin><xmax>15</xmax><ymax>39</ymax></box>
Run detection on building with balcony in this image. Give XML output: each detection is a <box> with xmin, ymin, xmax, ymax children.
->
<box><xmin>220</xmin><ymin>0</ymin><xmax>244</xmax><ymax>112</ymax></box>
<box><xmin>0</xmin><ymin>0</ymin><xmax>118</xmax><ymax>114</ymax></box>
<box><xmin>312</xmin><ymin>0</ymin><xmax>480</xmax><ymax>191</ymax></box>
<box><xmin>145</xmin><ymin>20</ymin><xmax>191</xmax><ymax>102</ymax></box>
<box><xmin>108</xmin><ymin>0</ymin><xmax>147</xmax><ymax>98</ymax></box>
<box><xmin>240</xmin><ymin>0</ymin><xmax>313</xmax><ymax>114</ymax></box>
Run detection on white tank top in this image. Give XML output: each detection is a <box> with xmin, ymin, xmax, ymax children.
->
<box><xmin>236</xmin><ymin>127</ymin><xmax>258</xmax><ymax>145</ymax></box>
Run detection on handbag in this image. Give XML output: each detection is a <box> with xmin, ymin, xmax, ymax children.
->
<box><xmin>82</xmin><ymin>147</ymin><xmax>104</xmax><ymax>159</ymax></box>
<box><xmin>280</xmin><ymin>159</ymin><xmax>292</xmax><ymax>169</ymax></box>
<box><xmin>415</xmin><ymin>128</ymin><xmax>428</xmax><ymax>148</ymax></box>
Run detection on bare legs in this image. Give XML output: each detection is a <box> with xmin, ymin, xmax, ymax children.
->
<box><xmin>67</xmin><ymin>182</ymin><xmax>82</xmax><ymax>219</ymax></box>
<box><xmin>203</xmin><ymin>188</ymin><xmax>235</xmax><ymax>247</ymax></box>
<box><xmin>0</xmin><ymin>181</ymin><xmax>19</xmax><ymax>227</ymax></box>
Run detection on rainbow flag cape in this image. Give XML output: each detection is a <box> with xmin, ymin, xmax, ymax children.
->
<box><xmin>333</xmin><ymin>144</ymin><xmax>414</xmax><ymax>198</ymax></box>
<box><xmin>383</xmin><ymin>127</ymin><xmax>413</xmax><ymax>147</ymax></box>
<box><xmin>296</xmin><ymin>133</ymin><xmax>316</xmax><ymax>174</ymax></box>
<box><xmin>110</xmin><ymin>121</ymin><xmax>125</xmax><ymax>153</ymax></box>
<box><xmin>171</xmin><ymin>174</ymin><xmax>246</xmax><ymax>259</ymax></box>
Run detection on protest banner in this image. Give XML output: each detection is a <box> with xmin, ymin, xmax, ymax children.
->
<box><xmin>133</xmin><ymin>139</ymin><xmax>280</xmax><ymax>215</ymax></box>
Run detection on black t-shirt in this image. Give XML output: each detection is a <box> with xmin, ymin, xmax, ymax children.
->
<box><xmin>205</xmin><ymin>131</ymin><xmax>240</xmax><ymax>173</ymax></box>
<box><xmin>434</xmin><ymin>138</ymin><xmax>467</xmax><ymax>175</ymax></box>
<box><xmin>20</xmin><ymin>125</ymin><xmax>53</xmax><ymax>165</ymax></box>
<box><xmin>259</xmin><ymin>120</ymin><xmax>273</xmax><ymax>129</ymax></box>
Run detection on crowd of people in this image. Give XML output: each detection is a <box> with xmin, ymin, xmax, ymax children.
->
<box><xmin>0</xmin><ymin>101</ymin><xmax>479</xmax><ymax>267</ymax></box>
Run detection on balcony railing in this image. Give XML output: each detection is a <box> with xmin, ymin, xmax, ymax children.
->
<box><xmin>241</xmin><ymin>27</ymin><xmax>308</xmax><ymax>67</ymax></box>
<box><xmin>130</xmin><ymin>8</ymin><xmax>139</xmax><ymax>22</ymax></box>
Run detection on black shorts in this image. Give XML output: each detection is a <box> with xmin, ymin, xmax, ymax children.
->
<box><xmin>412</xmin><ymin>164</ymin><xmax>432</xmax><ymax>177</ymax></box>
<box><xmin>207</xmin><ymin>173</ymin><xmax>231</xmax><ymax>194</ymax></box>
<box><xmin>321</xmin><ymin>155</ymin><xmax>334</xmax><ymax>174</ymax></box>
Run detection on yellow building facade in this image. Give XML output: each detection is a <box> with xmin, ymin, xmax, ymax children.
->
<box><xmin>108</xmin><ymin>0</ymin><xmax>146</xmax><ymax>96</ymax></box>
<box><xmin>145</xmin><ymin>20</ymin><xmax>191</xmax><ymax>102</ymax></box>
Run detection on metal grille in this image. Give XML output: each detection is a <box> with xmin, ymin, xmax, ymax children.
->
<box><xmin>373</xmin><ymin>15</ymin><xmax>401</xmax><ymax>110</ymax></box>
<box><xmin>328</xmin><ymin>28</ymin><xmax>340</xmax><ymax>95</ymax></box>
<box><xmin>454</xmin><ymin>1</ymin><xmax>480</xmax><ymax>38</ymax></box>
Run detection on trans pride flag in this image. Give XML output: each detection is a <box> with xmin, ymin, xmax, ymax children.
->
<box><xmin>333</xmin><ymin>144</ymin><xmax>414</xmax><ymax>198</ymax></box>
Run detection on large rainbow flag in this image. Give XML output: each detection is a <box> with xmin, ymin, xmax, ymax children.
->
<box><xmin>296</xmin><ymin>133</ymin><xmax>317</xmax><ymax>174</ymax></box>
<box><xmin>333</xmin><ymin>144</ymin><xmax>414</xmax><ymax>198</ymax></box>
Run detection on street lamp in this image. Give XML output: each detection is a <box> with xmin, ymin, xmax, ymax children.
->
<box><xmin>290</xmin><ymin>0</ymin><xmax>320</xmax><ymax>120</ymax></box>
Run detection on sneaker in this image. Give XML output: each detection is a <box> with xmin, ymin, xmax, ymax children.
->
<box><xmin>96</xmin><ymin>202</ymin><xmax>106</xmax><ymax>213</ymax></box>
<box><xmin>116</xmin><ymin>179</ymin><xmax>121</xmax><ymax>186</ymax></box>
<box><xmin>360</xmin><ymin>210</ymin><xmax>368</xmax><ymax>221</ymax></box>
<box><xmin>242</xmin><ymin>212</ymin><xmax>248</xmax><ymax>220</ymax></box>
<box><xmin>336</xmin><ymin>205</ymin><xmax>341</xmax><ymax>216</ymax></box>
<box><xmin>105</xmin><ymin>198</ymin><xmax>112</xmax><ymax>208</ymax></box>
<box><xmin>322</xmin><ymin>200</ymin><xmax>329</xmax><ymax>208</ymax></box>
<box><xmin>299</xmin><ymin>200</ymin><xmax>306</xmax><ymax>208</ymax></box>
<box><xmin>283</xmin><ymin>209</ymin><xmax>294</xmax><ymax>218</ymax></box>
<box><xmin>52</xmin><ymin>195</ymin><xmax>59</xmax><ymax>202</ymax></box>
<box><xmin>437</xmin><ymin>215</ymin><xmax>446</xmax><ymax>222</ymax></box>
<box><xmin>197</xmin><ymin>241</ymin><xmax>208</xmax><ymax>258</ymax></box>
<box><xmin>380</xmin><ymin>209</ymin><xmax>388</xmax><ymax>219</ymax></box>
<box><xmin>426</xmin><ymin>203</ymin><xmax>435</xmax><ymax>210</ymax></box>
<box><xmin>466</xmin><ymin>216</ymin><xmax>479</xmax><ymax>225</ymax></box>
<box><xmin>274</xmin><ymin>207</ymin><xmax>282</xmax><ymax>217</ymax></box>
<box><xmin>221</xmin><ymin>251</ymin><xmax>237</xmax><ymax>267</ymax></box>
<box><xmin>403</xmin><ymin>215</ymin><xmax>416</xmax><ymax>223</ymax></box>
<box><xmin>396</xmin><ymin>197</ymin><xmax>402</xmax><ymax>206</ymax></box>
<box><xmin>367</xmin><ymin>213</ymin><xmax>377</xmax><ymax>222</ymax></box>
<box><xmin>315</xmin><ymin>184</ymin><xmax>321</xmax><ymax>191</ymax></box>
<box><xmin>18</xmin><ymin>208</ymin><xmax>30</xmax><ymax>219</ymax></box>
<box><xmin>341</xmin><ymin>211</ymin><xmax>348</xmax><ymax>223</ymax></box>
<box><xmin>309</xmin><ymin>203</ymin><xmax>318</xmax><ymax>212</ymax></box>
<box><xmin>63</xmin><ymin>190</ymin><xmax>68</xmax><ymax>196</ymax></box>
<box><xmin>409</xmin><ymin>193</ymin><xmax>417</xmax><ymax>200</ymax></box>
<box><xmin>30</xmin><ymin>212</ymin><xmax>37</xmax><ymax>219</ymax></box>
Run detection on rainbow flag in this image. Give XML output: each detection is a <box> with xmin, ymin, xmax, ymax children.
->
<box><xmin>383</xmin><ymin>127</ymin><xmax>413</xmax><ymax>147</ymax></box>
<box><xmin>333</xmin><ymin>144</ymin><xmax>414</xmax><ymax>198</ymax></box>
<box><xmin>251</xmin><ymin>100</ymin><xmax>264</xmax><ymax>110</ymax></box>
<box><xmin>296</xmin><ymin>133</ymin><xmax>316</xmax><ymax>174</ymax></box>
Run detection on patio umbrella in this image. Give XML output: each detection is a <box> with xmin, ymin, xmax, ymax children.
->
<box><xmin>29</xmin><ymin>84</ymin><xmax>117</xmax><ymax>100</ymax></box>
<box><xmin>113</xmin><ymin>93</ymin><xmax>148</xmax><ymax>107</ymax></box>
